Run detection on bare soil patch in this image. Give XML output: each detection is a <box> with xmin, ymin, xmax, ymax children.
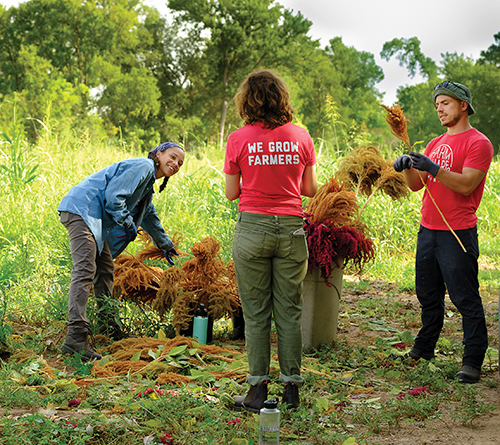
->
<box><xmin>338</xmin><ymin>278</ymin><xmax>500</xmax><ymax>445</ymax></box>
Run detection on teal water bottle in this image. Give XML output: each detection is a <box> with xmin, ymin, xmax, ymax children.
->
<box><xmin>193</xmin><ymin>304</ymin><xmax>208</xmax><ymax>344</ymax></box>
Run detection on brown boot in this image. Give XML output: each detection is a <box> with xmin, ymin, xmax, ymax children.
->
<box><xmin>233</xmin><ymin>381</ymin><xmax>268</xmax><ymax>413</ymax></box>
<box><xmin>282</xmin><ymin>382</ymin><xmax>299</xmax><ymax>410</ymax></box>
<box><xmin>61</xmin><ymin>327</ymin><xmax>101</xmax><ymax>361</ymax></box>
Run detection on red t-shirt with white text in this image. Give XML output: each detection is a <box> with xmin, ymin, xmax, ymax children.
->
<box><xmin>421</xmin><ymin>128</ymin><xmax>493</xmax><ymax>230</ymax></box>
<box><xmin>224</xmin><ymin>122</ymin><xmax>317</xmax><ymax>216</ymax></box>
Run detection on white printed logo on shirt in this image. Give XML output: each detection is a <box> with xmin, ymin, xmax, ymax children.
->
<box><xmin>247</xmin><ymin>141</ymin><xmax>300</xmax><ymax>166</ymax></box>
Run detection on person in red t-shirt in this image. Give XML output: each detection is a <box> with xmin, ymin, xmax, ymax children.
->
<box><xmin>225</xmin><ymin>69</ymin><xmax>317</xmax><ymax>412</ymax></box>
<box><xmin>393</xmin><ymin>81</ymin><xmax>493</xmax><ymax>383</ymax></box>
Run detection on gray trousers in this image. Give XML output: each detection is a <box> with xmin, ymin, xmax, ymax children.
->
<box><xmin>232</xmin><ymin>212</ymin><xmax>307</xmax><ymax>387</ymax></box>
<box><xmin>60</xmin><ymin>212</ymin><xmax>114</xmax><ymax>331</ymax></box>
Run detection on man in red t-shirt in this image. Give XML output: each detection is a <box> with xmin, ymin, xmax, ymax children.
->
<box><xmin>393</xmin><ymin>81</ymin><xmax>494</xmax><ymax>383</ymax></box>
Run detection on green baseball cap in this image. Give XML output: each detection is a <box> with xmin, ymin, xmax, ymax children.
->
<box><xmin>432</xmin><ymin>80</ymin><xmax>474</xmax><ymax>115</ymax></box>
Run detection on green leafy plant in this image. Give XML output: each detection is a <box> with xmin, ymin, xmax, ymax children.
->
<box><xmin>0</xmin><ymin>128</ymin><xmax>39</xmax><ymax>192</ymax></box>
<box><xmin>450</xmin><ymin>383</ymin><xmax>497</xmax><ymax>425</ymax></box>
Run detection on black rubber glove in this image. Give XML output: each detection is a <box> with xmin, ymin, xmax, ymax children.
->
<box><xmin>164</xmin><ymin>247</ymin><xmax>179</xmax><ymax>266</ymax></box>
<box><xmin>393</xmin><ymin>154</ymin><xmax>412</xmax><ymax>172</ymax></box>
<box><xmin>410</xmin><ymin>152</ymin><xmax>440</xmax><ymax>177</ymax></box>
<box><xmin>125</xmin><ymin>222</ymin><xmax>138</xmax><ymax>243</ymax></box>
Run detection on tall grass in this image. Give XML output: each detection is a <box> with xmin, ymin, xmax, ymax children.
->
<box><xmin>1</xmin><ymin>121</ymin><xmax>499</xmax><ymax>324</ymax></box>
<box><xmin>0</xmin><ymin>126</ymin><xmax>127</xmax><ymax>321</ymax></box>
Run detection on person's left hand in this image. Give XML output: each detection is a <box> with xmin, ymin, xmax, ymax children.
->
<box><xmin>410</xmin><ymin>152</ymin><xmax>440</xmax><ymax>177</ymax></box>
<box><xmin>164</xmin><ymin>247</ymin><xmax>179</xmax><ymax>265</ymax></box>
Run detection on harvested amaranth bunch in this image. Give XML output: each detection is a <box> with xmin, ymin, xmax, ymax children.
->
<box><xmin>305</xmin><ymin>222</ymin><xmax>375</xmax><ymax>281</ymax></box>
<box><xmin>135</xmin><ymin>230</ymin><xmax>185</xmax><ymax>262</ymax></box>
<box><xmin>113</xmin><ymin>235</ymin><xmax>240</xmax><ymax>331</ymax></box>
<box><xmin>304</xmin><ymin>175</ymin><xmax>375</xmax><ymax>283</ymax></box>
<box><xmin>335</xmin><ymin>145</ymin><xmax>388</xmax><ymax>196</ymax></box>
<box><xmin>208</xmin><ymin>288</ymin><xmax>236</xmax><ymax>320</ymax></box>
<box><xmin>181</xmin><ymin>237</ymin><xmax>240</xmax><ymax>319</ymax></box>
<box><xmin>112</xmin><ymin>254</ymin><xmax>161</xmax><ymax>303</ymax></box>
<box><xmin>381</xmin><ymin>104</ymin><xmax>411</xmax><ymax>150</ymax></box>
<box><xmin>377</xmin><ymin>160</ymin><xmax>411</xmax><ymax>201</ymax></box>
<box><xmin>157</xmin><ymin>372</ymin><xmax>192</xmax><ymax>386</ymax></box>
<box><xmin>152</xmin><ymin>266</ymin><xmax>185</xmax><ymax>320</ymax></box>
<box><xmin>306</xmin><ymin>176</ymin><xmax>358</xmax><ymax>226</ymax></box>
<box><xmin>172</xmin><ymin>290</ymin><xmax>196</xmax><ymax>334</ymax></box>
<box><xmin>334</xmin><ymin>146</ymin><xmax>410</xmax><ymax>218</ymax></box>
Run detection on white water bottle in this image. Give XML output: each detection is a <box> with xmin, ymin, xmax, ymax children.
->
<box><xmin>259</xmin><ymin>398</ymin><xmax>280</xmax><ymax>445</ymax></box>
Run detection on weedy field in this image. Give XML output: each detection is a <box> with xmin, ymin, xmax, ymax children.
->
<box><xmin>0</xmin><ymin>126</ymin><xmax>499</xmax><ymax>444</ymax></box>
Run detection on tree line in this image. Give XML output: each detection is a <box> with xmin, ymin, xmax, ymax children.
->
<box><xmin>1</xmin><ymin>0</ymin><xmax>499</xmax><ymax>153</ymax></box>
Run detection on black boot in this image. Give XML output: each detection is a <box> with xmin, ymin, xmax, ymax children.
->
<box><xmin>455</xmin><ymin>365</ymin><xmax>481</xmax><ymax>383</ymax></box>
<box><xmin>281</xmin><ymin>382</ymin><xmax>299</xmax><ymax>410</ymax></box>
<box><xmin>233</xmin><ymin>381</ymin><xmax>268</xmax><ymax>413</ymax></box>
<box><xmin>61</xmin><ymin>327</ymin><xmax>101</xmax><ymax>361</ymax></box>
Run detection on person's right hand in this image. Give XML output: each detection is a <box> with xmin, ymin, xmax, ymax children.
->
<box><xmin>393</xmin><ymin>155</ymin><xmax>412</xmax><ymax>172</ymax></box>
<box><xmin>409</xmin><ymin>152</ymin><xmax>440</xmax><ymax>177</ymax></box>
<box><xmin>125</xmin><ymin>222</ymin><xmax>138</xmax><ymax>243</ymax></box>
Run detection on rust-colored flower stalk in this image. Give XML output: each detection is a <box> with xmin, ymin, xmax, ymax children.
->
<box><xmin>112</xmin><ymin>235</ymin><xmax>240</xmax><ymax>334</ymax></box>
<box><xmin>381</xmin><ymin>104</ymin><xmax>411</xmax><ymax>150</ymax></box>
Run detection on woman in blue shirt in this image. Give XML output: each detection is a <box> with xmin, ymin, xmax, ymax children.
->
<box><xmin>58</xmin><ymin>142</ymin><xmax>184</xmax><ymax>360</ymax></box>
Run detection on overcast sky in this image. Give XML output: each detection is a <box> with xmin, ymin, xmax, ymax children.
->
<box><xmin>277</xmin><ymin>0</ymin><xmax>500</xmax><ymax>103</ymax></box>
<box><xmin>3</xmin><ymin>0</ymin><xmax>500</xmax><ymax>104</ymax></box>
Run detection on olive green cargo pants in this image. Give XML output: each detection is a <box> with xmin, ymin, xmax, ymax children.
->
<box><xmin>232</xmin><ymin>212</ymin><xmax>308</xmax><ymax>387</ymax></box>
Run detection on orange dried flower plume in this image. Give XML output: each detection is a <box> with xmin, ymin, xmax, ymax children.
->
<box><xmin>113</xmin><ymin>235</ymin><xmax>241</xmax><ymax>332</ymax></box>
<box><xmin>381</xmin><ymin>104</ymin><xmax>411</xmax><ymax>150</ymax></box>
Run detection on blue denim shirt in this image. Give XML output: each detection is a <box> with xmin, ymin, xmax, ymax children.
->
<box><xmin>58</xmin><ymin>157</ymin><xmax>174</xmax><ymax>255</ymax></box>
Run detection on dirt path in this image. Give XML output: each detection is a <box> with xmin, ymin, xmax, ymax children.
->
<box><xmin>365</xmin><ymin>407</ymin><xmax>500</xmax><ymax>445</ymax></box>
<box><xmin>339</xmin><ymin>278</ymin><xmax>500</xmax><ymax>445</ymax></box>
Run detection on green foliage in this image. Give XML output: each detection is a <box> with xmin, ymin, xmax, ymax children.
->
<box><xmin>0</xmin><ymin>0</ymin><xmax>161</xmax><ymax>147</ymax></box>
<box><xmin>1</xmin><ymin>413</ymin><xmax>93</xmax><ymax>444</ymax></box>
<box><xmin>168</xmin><ymin>0</ymin><xmax>317</xmax><ymax>146</ymax></box>
<box><xmin>450</xmin><ymin>383</ymin><xmax>497</xmax><ymax>425</ymax></box>
<box><xmin>0</xmin><ymin>289</ymin><xmax>12</xmax><ymax>356</ymax></box>
<box><xmin>12</xmin><ymin>45</ymin><xmax>86</xmax><ymax>133</ymax></box>
<box><xmin>0</xmin><ymin>125</ymin><xmax>39</xmax><ymax>192</ymax></box>
<box><xmin>324</xmin><ymin>37</ymin><xmax>385</xmax><ymax>130</ymax></box>
<box><xmin>480</xmin><ymin>31</ymin><xmax>500</xmax><ymax>68</ymax></box>
<box><xmin>381</xmin><ymin>37</ymin><xmax>438</xmax><ymax>79</ymax></box>
<box><xmin>0</xmin><ymin>0</ymin><xmax>393</xmax><ymax>149</ymax></box>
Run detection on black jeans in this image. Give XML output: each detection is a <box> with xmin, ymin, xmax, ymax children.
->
<box><xmin>414</xmin><ymin>225</ymin><xmax>488</xmax><ymax>369</ymax></box>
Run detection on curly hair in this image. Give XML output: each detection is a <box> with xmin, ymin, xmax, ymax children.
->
<box><xmin>235</xmin><ymin>69</ymin><xmax>294</xmax><ymax>130</ymax></box>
